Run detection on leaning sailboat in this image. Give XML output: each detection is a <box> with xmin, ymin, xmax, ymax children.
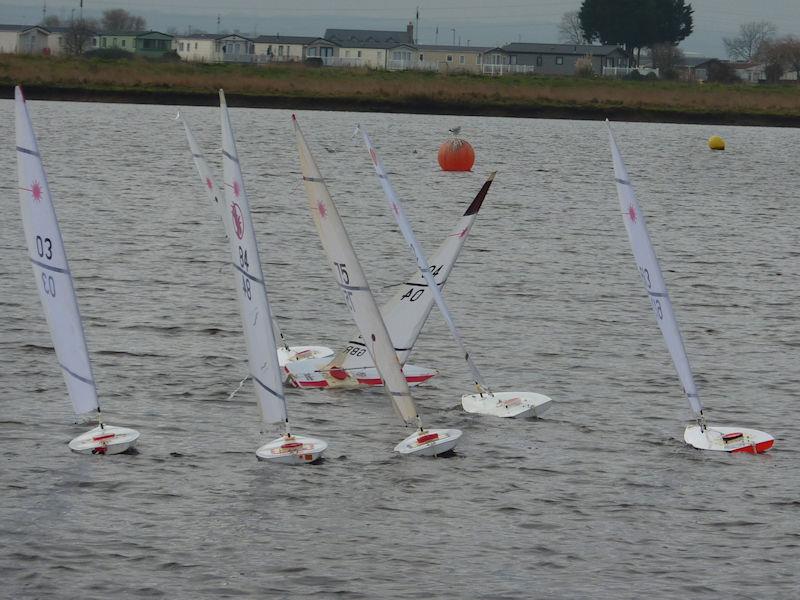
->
<box><xmin>15</xmin><ymin>86</ymin><xmax>139</xmax><ymax>454</ymax></box>
<box><xmin>287</xmin><ymin>175</ymin><xmax>494</xmax><ymax>389</ymax></box>
<box><xmin>359</xmin><ymin>126</ymin><xmax>552</xmax><ymax>419</ymax></box>
<box><xmin>294</xmin><ymin>114</ymin><xmax>460</xmax><ymax>456</ymax></box>
<box><xmin>607</xmin><ymin>120</ymin><xmax>773</xmax><ymax>453</ymax></box>
<box><xmin>219</xmin><ymin>91</ymin><xmax>326</xmax><ymax>463</ymax></box>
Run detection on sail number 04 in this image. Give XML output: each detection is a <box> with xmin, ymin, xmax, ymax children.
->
<box><xmin>400</xmin><ymin>264</ymin><xmax>443</xmax><ymax>302</ymax></box>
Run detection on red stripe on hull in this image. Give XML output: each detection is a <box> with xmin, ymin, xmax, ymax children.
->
<box><xmin>355</xmin><ymin>374</ymin><xmax>435</xmax><ymax>386</ymax></box>
<box><xmin>731</xmin><ymin>439</ymin><xmax>774</xmax><ymax>454</ymax></box>
<box><xmin>296</xmin><ymin>380</ymin><xmax>329</xmax><ymax>388</ymax></box>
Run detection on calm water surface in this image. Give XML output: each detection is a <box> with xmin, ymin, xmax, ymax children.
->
<box><xmin>0</xmin><ymin>100</ymin><xmax>798</xmax><ymax>599</ymax></box>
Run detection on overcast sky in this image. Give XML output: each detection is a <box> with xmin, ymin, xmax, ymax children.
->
<box><xmin>2</xmin><ymin>0</ymin><xmax>798</xmax><ymax>57</ymax></box>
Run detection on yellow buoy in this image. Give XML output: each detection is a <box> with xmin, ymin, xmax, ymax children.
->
<box><xmin>708</xmin><ymin>135</ymin><xmax>725</xmax><ymax>151</ymax></box>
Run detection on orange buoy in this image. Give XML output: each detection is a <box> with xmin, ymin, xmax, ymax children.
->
<box><xmin>438</xmin><ymin>137</ymin><xmax>475</xmax><ymax>171</ymax></box>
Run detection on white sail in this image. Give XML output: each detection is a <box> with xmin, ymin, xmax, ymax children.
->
<box><xmin>180</xmin><ymin>113</ymin><xmax>291</xmax><ymax>351</ymax></box>
<box><xmin>220</xmin><ymin>91</ymin><xmax>287</xmax><ymax>427</ymax></box>
<box><xmin>15</xmin><ymin>87</ymin><xmax>100</xmax><ymax>417</ymax></box>
<box><xmin>293</xmin><ymin>115</ymin><xmax>420</xmax><ymax>426</ymax></box>
<box><xmin>330</xmin><ymin>174</ymin><xmax>494</xmax><ymax>372</ymax></box>
<box><xmin>179</xmin><ymin>111</ymin><xmax>229</xmax><ymax>238</ymax></box>
<box><xmin>359</xmin><ymin>127</ymin><xmax>490</xmax><ymax>392</ymax></box>
<box><xmin>607</xmin><ymin>122</ymin><xmax>702</xmax><ymax>417</ymax></box>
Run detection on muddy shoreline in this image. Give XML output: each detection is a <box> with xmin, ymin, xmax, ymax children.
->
<box><xmin>4</xmin><ymin>84</ymin><xmax>800</xmax><ymax>128</ymax></box>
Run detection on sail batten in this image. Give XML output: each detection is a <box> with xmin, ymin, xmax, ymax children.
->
<box><xmin>293</xmin><ymin>116</ymin><xmax>420</xmax><ymax>426</ymax></box>
<box><xmin>219</xmin><ymin>91</ymin><xmax>287</xmax><ymax>427</ymax></box>
<box><xmin>607</xmin><ymin>122</ymin><xmax>702</xmax><ymax>417</ymax></box>
<box><xmin>15</xmin><ymin>86</ymin><xmax>99</xmax><ymax>417</ymax></box>
<box><xmin>359</xmin><ymin>127</ymin><xmax>490</xmax><ymax>391</ymax></box>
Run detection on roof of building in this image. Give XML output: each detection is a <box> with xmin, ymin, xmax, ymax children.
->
<box><xmin>336</xmin><ymin>40</ymin><xmax>415</xmax><ymax>50</ymax></box>
<box><xmin>97</xmin><ymin>30</ymin><xmax>172</xmax><ymax>38</ymax></box>
<box><xmin>325</xmin><ymin>28</ymin><xmax>412</xmax><ymax>44</ymax></box>
<box><xmin>0</xmin><ymin>24</ymin><xmax>76</xmax><ymax>34</ymax></box>
<box><xmin>417</xmin><ymin>44</ymin><xmax>492</xmax><ymax>53</ymax></box>
<box><xmin>502</xmin><ymin>42</ymin><xmax>624</xmax><ymax>55</ymax></box>
<box><xmin>175</xmin><ymin>32</ymin><xmax>253</xmax><ymax>41</ymax></box>
<box><xmin>252</xmin><ymin>35</ymin><xmax>319</xmax><ymax>44</ymax></box>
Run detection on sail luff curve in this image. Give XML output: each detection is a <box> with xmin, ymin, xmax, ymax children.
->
<box><xmin>15</xmin><ymin>86</ymin><xmax>100</xmax><ymax>417</ymax></box>
<box><xmin>607</xmin><ymin>122</ymin><xmax>702</xmax><ymax>417</ymax></box>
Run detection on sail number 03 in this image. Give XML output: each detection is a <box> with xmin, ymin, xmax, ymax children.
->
<box><xmin>35</xmin><ymin>235</ymin><xmax>56</xmax><ymax>297</ymax></box>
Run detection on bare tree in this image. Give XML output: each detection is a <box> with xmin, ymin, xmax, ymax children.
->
<box><xmin>761</xmin><ymin>35</ymin><xmax>800</xmax><ymax>80</ymax></box>
<box><xmin>558</xmin><ymin>10</ymin><xmax>587</xmax><ymax>45</ymax></box>
<box><xmin>101</xmin><ymin>9</ymin><xmax>146</xmax><ymax>33</ymax></box>
<box><xmin>64</xmin><ymin>18</ymin><xmax>97</xmax><ymax>55</ymax></box>
<box><xmin>650</xmin><ymin>43</ymin><xmax>685</xmax><ymax>79</ymax></box>
<box><xmin>723</xmin><ymin>21</ymin><xmax>776</xmax><ymax>62</ymax></box>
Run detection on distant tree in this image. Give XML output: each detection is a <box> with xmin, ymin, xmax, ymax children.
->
<box><xmin>101</xmin><ymin>9</ymin><xmax>146</xmax><ymax>33</ymax></box>
<box><xmin>650</xmin><ymin>43</ymin><xmax>685</xmax><ymax>79</ymax></box>
<box><xmin>761</xmin><ymin>36</ymin><xmax>800</xmax><ymax>80</ymax></box>
<box><xmin>41</xmin><ymin>15</ymin><xmax>61</xmax><ymax>28</ymax></box>
<box><xmin>558</xmin><ymin>10</ymin><xmax>587</xmax><ymax>44</ymax></box>
<box><xmin>579</xmin><ymin>0</ymin><xmax>693</xmax><ymax>65</ymax></box>
<box><xmin>706</xmin><ymin>60</ymin><xmax>739</xmax><ymax>84</ymax></box>
<box><xmin>64</xmin><ymin>18</ymin><xmax>97</xmax><ymax>55</ymax></box>
<box><xmin>723</xmin><ymin>21</ymin><xmax>776</xmax><ymax>62</ymax></box>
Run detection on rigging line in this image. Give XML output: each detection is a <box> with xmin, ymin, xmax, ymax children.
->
<box><xmin>226</xmin><ymin>374</ymin><xmax>250</xmax><ymax>401</ymax></box>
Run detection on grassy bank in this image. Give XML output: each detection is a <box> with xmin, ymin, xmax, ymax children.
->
<box><xmin>2</xmin><ymin>54</ymin><xmax>800</xmax><ymax>126</ymax></box>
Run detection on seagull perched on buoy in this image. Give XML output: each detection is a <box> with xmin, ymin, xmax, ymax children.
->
<box><xmin>448</xmin><ymin>126</ymin><xmax>461</xmax><ymax>135</ymax></box>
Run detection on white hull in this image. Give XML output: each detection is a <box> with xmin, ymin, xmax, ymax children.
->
<box><xmin>277</xmin><ymin>345</ymin><xmax>334</xmax><ymax>366</ymax></box>
<box><xmin>286</xmin><ymin>361</ymin><xmax>437</xmax><ymax>389</ymax></box>
<box><xmin>461</xmin><ymin>391</ymin><xmax>553</xmax><ymax>418</ymax></box>
<box><xmin>255</xmin><ymin>434</ymin><xmax>328</xmax><ymax>464</ymax></box>
<box><xmin>394</xmin><ymin>428</ymin><xmax>462</xmax><ymax>456</ymax></box>
<box><xmin>684</xmin><ymin>425</ymin><xmax>774</xmax><ymax>454</ymax></box>
<box><xmin>68</xmin><ymin>424</ymin><xmax>140</xmax><ymax>455</ymax></box>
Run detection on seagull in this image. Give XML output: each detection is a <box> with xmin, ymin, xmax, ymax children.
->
<box><xmin>448</xmin><ymin>126</ymin><xmax>461</xmax><ymax>135</ymax></box>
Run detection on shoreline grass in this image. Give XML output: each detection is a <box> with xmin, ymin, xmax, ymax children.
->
<box><xmin>2</xmin><ymin>54</ymin><xmax>800</xmax><ymax>126</ymax></box>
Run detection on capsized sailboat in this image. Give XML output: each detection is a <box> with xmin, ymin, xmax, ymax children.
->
<box><xmin>286</xmin><ymin>175</ymin><xmax>494</xmax><ymax>389</ymax></box>
<box><xmin>14</xmin><ymin>86</ymin><xmax>139</xmax><ymax>455</ymax></box>
<box><xmin>607</xmin><ymin>120</ymin><xmax>773</xmax><ymax>453</ymax></box>
<box><xmin>294</xmin><ymin>115</ymin><xmax>460</xmax><ymax>456</ymax></box>
<box><xmin>359</xmin><ymin>126</ymin><xmax>553</xmax><ymax>419</ymax></box>
<box><xmin>178</xmin><ymin>112</ymin><xmax>334</xmax><ymax>369</ymax></box>
<box><xmin>219</xmin><ymin>91</ymin><xmax>326</xmax><ymax>463</ymax></box>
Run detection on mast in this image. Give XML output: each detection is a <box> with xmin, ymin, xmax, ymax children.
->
<box><xmin>607</xmin><ymin>121</ymin><xmax>705</xmax><ymax>430</ymax></box>
<box><xmin>15</xmin><ymin>86</ymin><xmax>101</xmax><ymax>420</ymax></box>
<box><xmin>359</xmin><ymin>126</ymin><xmax>492</xmax><ymax>395</ymax></box>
